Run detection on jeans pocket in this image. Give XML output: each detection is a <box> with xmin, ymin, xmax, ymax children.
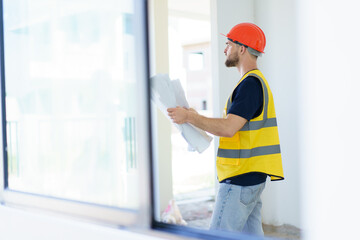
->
<box><xmin>239</xmin><ymin>184</ymin><xmax>264</xmax><ymax>206</ymax></box>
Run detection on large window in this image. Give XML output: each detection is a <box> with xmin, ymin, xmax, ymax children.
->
<box><xmin>1</xmin><ymin>0</ymin><xmax>150</xmax><ymax>224</ymax></box>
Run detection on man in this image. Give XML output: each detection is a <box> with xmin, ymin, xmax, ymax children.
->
<box><xmin>167</xmin><ymin>22</ymin><xmax>284</xmax><ymax>235</ymax></box>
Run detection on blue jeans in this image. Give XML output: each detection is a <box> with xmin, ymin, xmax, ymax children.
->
<box><xmin>209</xmin><ymin>182</ymin><xmax>266</xmax><ymax>235</ymax></box>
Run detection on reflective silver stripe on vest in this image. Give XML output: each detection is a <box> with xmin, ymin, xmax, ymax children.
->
<box><xmin>247</xmin><ymin>73</ymin><xmax>269</xmax><ymax>119</ymax></box>
<box><xmin>226</xmin><ymin>97</ymin><xmax>231</xmax><ymax>111</ymax></box>
<box><xmin>217</xmin><ymin>145</ymin><xmax>281</xmax><ymax>159</ymax></box>
<box><xmin>240</xmin><ymin>117</ymin><xmax>277</xmax><ymax>131</ymax></box>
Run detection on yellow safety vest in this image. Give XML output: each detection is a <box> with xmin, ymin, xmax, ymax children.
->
<box><xmin>216</xmin><ymin>69</ymin><xmax>284</xmax><ymax>182</ymax></box>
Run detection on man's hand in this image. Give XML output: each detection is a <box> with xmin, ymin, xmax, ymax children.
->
<box><xmin>167</xmin><ymin>106</ymin><xmax>195</xmax><ymax>124</ymax></box>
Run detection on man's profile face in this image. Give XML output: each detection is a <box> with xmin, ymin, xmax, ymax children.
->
<box><xmin>224</xmin><ymin>40</ymin><xmax>239</xmax><ymax>67</ymax></box>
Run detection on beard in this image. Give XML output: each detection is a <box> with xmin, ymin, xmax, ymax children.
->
<box><xmin>225</xmin><ymin>53</ymin><xmax>239</xmax><ymax>67</ymax></box>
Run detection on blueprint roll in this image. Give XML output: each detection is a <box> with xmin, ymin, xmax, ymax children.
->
<box><xmin>150</xmin><ymin>74</ymin><xmax>213</xmax><ymax>153</ymax></box>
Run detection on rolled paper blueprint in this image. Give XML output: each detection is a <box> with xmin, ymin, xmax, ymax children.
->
<box><xmin>150</xmin><ymin>74</ymin><xmax>213</xmax><ymax>153</ymax></box>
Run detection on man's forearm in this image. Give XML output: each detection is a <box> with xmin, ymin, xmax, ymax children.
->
<box><xmin>187</xmin><ymin>111</ymin><xmax>235</xmax><ymax>137</ymax></box>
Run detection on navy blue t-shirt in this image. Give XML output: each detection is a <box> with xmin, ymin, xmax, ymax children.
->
<box><xmin>220</xmin><ymin>76</ymin><xmax>267</xmax><ymax>186</ymax></box>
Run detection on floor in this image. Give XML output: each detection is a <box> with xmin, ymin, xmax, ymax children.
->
<box><xmin>177</xmin><ymin>199</ymin><xmax>301</xmax><ymax>240</ymax></box>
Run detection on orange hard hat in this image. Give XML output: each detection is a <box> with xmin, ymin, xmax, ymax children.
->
<box><xmin>223</xmin><ymin>23</ymin><xmax>266</xmax><ymax>53</ymax></box>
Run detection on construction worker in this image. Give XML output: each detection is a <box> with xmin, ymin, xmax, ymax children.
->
<box><xmin>167</xmin><ymin>22</ymin><xmax>284</xmax><ymax>235</ymax></box>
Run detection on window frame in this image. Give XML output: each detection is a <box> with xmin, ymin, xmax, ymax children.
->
<box><xmin>152</xmin><ymin>222</ymin><xmax>265</xmax><ymax>240</ymax></box>
<box><xmin>0</xmin><ymin>0</ymin><xmax>152</xmax><ymax>228</ymax></box>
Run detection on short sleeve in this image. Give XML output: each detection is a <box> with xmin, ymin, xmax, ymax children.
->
<box><xmin>227</xmin><ymin>76</ymin><xmax>263</xmax><ymax>121</ymax></box>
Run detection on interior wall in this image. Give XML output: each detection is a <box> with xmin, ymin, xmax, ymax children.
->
<box><xmin>211</xmin><ymin>0</ymin><xmax>301</xmax><ymax>228</ymax></box>
<box><xmin>297</xmin><ymin>1</ymin><xmax>360</xmax><ymax>239</ymax></box>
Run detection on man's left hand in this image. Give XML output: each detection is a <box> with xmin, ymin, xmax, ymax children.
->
<box><xmin>167</xmin><ymin>106</ymin><xmax>190</xmax><ymax>124</ymax></box>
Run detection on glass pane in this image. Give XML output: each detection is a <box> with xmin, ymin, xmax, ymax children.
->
<box><xmin>3</xmin><ymin>0</ymin><xmax>139</xmax><ymax>209</ymax></box>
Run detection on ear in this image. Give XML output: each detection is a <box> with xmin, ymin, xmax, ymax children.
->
<box><xmin>238</xmin><ymin>45</ymin><xmax>246</xmax><ymax>55</ymax></box>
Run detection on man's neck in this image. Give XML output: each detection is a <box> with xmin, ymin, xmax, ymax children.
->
<box><xmin>237</xmin><ymin>61</ymin><xmax>258</xmax><ymax>78</ymax></box>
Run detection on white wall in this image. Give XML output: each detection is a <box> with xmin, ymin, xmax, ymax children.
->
<box><xmin>298</xmin><ymin>0</ymin><xmax>360</xmax><ymax>239</ymax></box>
